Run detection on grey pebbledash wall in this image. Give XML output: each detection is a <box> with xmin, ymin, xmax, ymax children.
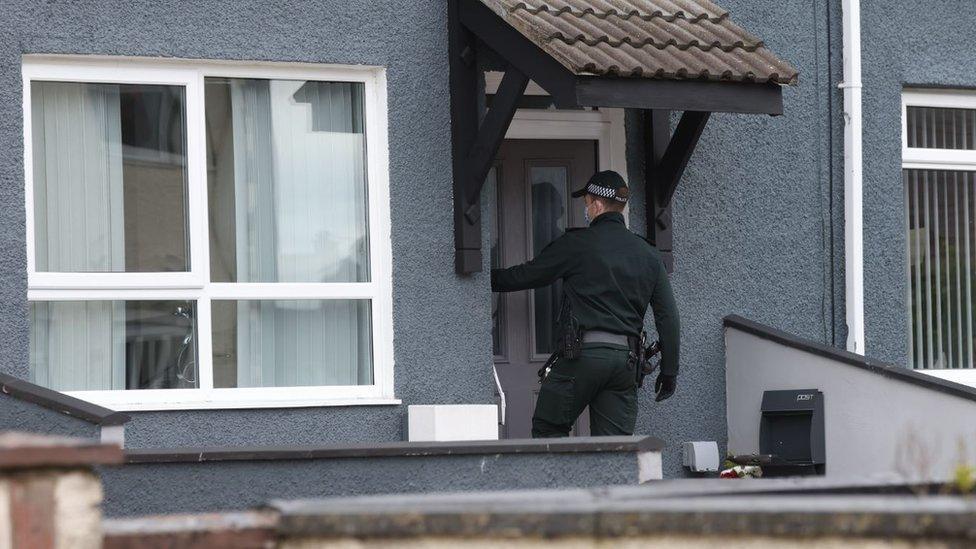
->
<box><xmin>0</xmin><ymin>0</ymin><xmax>495</xmax><ymax>447</ymax></box>
<box><xmin>99</xmin><ymin>438</ymin><xmax>661</xmax><ymax>516</ymax></box>
<box><xmin>859</xmin><ymin>0</ymin><xmax>976</xmax><ymax>367</ymax></box>
<box><xmin>0</xmin><ymin>392</ymin><xmax>98</xmax><ymax>440</ymax></box>
<box><xmin>626</xmin><ymin>0</ymin><xmax>845</xmax><ymax>477</ymax></box>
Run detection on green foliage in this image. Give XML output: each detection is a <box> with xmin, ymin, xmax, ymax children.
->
<box><xmin>952</xmin><ymin>463</ymin><xmax>976</xmax><ymax>494</ymax></box>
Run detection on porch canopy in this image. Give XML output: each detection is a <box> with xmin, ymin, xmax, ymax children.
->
<box><xmin>450</xmin><ymin>0</ymin><xmax>798</xmax><ymax>274</ymax></box>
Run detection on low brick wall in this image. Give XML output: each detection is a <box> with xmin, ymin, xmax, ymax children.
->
<box><xmin>0</xmin><ymin>432</ymin><xmax>122</xmax><ymax>549</ymax></box>
<box><xmin>101</xmin><ymin>481</ymin><xmax>976</xmax><ymax>548</ymax></box>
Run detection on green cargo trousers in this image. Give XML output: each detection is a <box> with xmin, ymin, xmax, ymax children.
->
<box><xmin>532</xmin><ymin>343</ymin><xmax>638</xmax><ymax>437</ymax></box>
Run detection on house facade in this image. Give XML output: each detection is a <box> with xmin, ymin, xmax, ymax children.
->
<box><xmin>1</xmin><ymin>0</ymin><xmax>975</xmax><ymax>480</ymax></box>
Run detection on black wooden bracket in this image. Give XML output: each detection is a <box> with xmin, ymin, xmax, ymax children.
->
<box><xmin>645</xmin><ymin>109</ymin><xmax>710</xmax><ymax>273</ymax></box>
<box><xmin>657</xmin><ymin>111</ymin><xmax>710</xmax><ymax>209</ymax></box>
<box><xmin>450</xmin><ymin>0</ymin><xmax>529</xmax><ymax>274</ymax></box>
<box><xmin>462</xmin><ymin>69</ymin><xmax>529</xmax><ymax>223</ymax></box>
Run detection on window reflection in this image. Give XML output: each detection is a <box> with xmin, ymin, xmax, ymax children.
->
<box><xmin>30</xmin><ymin>300</ymin><xmax>197</xmax><ymax>391</ymax></box>
<box><xmin>31</xmin><ymin>82</ymin><xmax>189</xmax><ymax>273</ymax></box>
<box><xmin>530</xmin><ymin>166</ymin><xmax>569</xmax><ymax>355</ymax></box>
<box><xmin>205</xmin><ymin>78</ymin><xmax>370</xmax><ymax>283</ymax></box>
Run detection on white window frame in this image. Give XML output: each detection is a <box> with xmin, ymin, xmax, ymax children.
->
<box><xmin>22</xmin><ymin>55</ymin><xmax>396</xmax><ymax>410</ymax></box>
<box><xmin>902</xmin><ymin>88</ymin><xmax>976</xmax><ymax>385</ymax></box>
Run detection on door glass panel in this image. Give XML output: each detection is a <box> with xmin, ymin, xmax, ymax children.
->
<box><xmin>530</xmin><ymin>165</ymin><xmax>569</xmax><ymax>355</ymax></box>
<box><xmin>488</xmin><ymin>166</ymin><xmax>505</xmax><ymax>357</ymax></box>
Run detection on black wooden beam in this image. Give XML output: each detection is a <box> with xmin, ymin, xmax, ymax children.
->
<box><xmin>462</xmin><ymin>68</ymin><xmax>529</xmax><ymax>220</ymax></box>
<box><xmin>644</xmin><ymin>109</ymin><xmax>673</xmax><ymax>272</ymax></box>
<box><xmin>656</xmin><ymin>111</ymin><xmax>710</xmax><ymax>209</ymax></box>
<box><xmin>644</xmin><ymin>109</ymin><xmax>710</xmax><ymax>273</ymax></box>
<box><xmin>458</xmin><ymin>0</ymin><xmax>578</xmax><ymax>107</ymax></box>
<box><xmin>450</xmin><ymin>0</ymin><xmax>484</xmax><ymax>274</ymax></box>
<box><xmin>577</xmin><ymin>77</ymin><xmax>783</xmax><ymax>115</ymax></box>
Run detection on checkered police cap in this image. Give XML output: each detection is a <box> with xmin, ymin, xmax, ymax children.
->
<box><xmin>571</xmin><ymin>170</ymin><xmax>629</xmax><ymax>203</ymax></box>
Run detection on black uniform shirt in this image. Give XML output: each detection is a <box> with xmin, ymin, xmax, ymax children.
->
<box><xmin>490</xmin><ymin>211</ymin><xmax>680</xmax><ymax>376</ymax></box>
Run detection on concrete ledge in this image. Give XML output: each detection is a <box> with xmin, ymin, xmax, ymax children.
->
<box><xmin>0</xmin><ymin>372</ymin><xmax>130</xmax><ymax>426</ymax></box>
<box><xmin>271</xmin><ymin>489</ymin><xmax>976</xmax><ymax>541</ymax></box>
<box><xmin>724</xmin><ymin>314</ymin><xmax>976</xmax><ymax>403</ymax></box>
<box><xmin>124</xmin><ymin>435</ymin><xmax>665</xmax><ymax>463</ymax></box>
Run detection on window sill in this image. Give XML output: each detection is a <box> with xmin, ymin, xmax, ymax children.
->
<box><xmin>919</xmin><ymin>369</ymin><xmax>976</xmax><ymax>388</ymax></box>
<box><xmin>65</xmin><ymin>395</ymin><xmax>402</xmax><ymax>412</ymax></box>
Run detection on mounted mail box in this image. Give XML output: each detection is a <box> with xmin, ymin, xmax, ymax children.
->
<box><xmin>760</xmin><ymin>389</ymin><xmax>825</xmax><ymax>476</ymax></box>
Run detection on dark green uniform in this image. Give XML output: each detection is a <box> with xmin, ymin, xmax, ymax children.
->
<box><xmin>491</xmin><ymin>211</ymin><xmax>679</xmax><ymax>437</ymax></box>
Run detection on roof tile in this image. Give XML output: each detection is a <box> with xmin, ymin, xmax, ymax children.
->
<box><xmin>480</xmin><ymin>0</ymin><xmax>798</xmax><ymax>85</ymax></box>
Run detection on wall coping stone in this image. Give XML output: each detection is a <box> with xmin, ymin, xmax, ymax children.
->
<box><xmin>102</xmin><ymin>511</ymin><xmax>277</xmax><ymax>548</ymax></box>
<box><xmin>270</xmin><ymin>489</ymin><xmax>976</xmax><ymax>540</ymax></box>
<box><xmin>0</xmin><ymin>431</ymin><xmax>123</xmax><ymax>469</ymax></box>
<box><xmin>723</xmin><ymin>315</ymin><xmax>976</xmax><ymax>404</ymax></box>
<box><xmin>123</xmin><ymin>435</ymin><xmax>664</xmax><ymax>464</ymax></box>
<box><xmin>0</xmin><ymin>372</ymin><xmax>130</xmax><ymax>426</ymax></box>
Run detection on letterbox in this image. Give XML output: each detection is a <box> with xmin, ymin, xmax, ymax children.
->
<box><xmin>759</xmin><ymin>389</ymin><xmax>825</xmax><ymax>476</ymax></box>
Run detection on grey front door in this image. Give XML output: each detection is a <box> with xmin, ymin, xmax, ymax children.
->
<box><xmin>491</xmin><ymin>139</ymin><xmax>597</xmax><ymax>439</ymax></box>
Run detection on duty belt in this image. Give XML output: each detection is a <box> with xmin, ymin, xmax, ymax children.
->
<box><xmin>581</xmin><ymin>330</ymin><xmax>629</xmax><ymax>346</ymax></box>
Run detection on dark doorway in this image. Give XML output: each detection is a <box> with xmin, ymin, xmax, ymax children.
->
<box><xmin>491</xmin><ymin>138</ymin><xmax>597</xmax><ymax>438</ymax></box>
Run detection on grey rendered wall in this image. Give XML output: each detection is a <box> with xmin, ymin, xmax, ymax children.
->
<box><xmin>0</xmin><ymin>1</ymin><xmax>494</xmax><ymax>447</ymax></box>
<box><xmin>860</xmin><ymin>0</ymin><xmax>976</xmax><ymax>365</ymax></box>
<box><xmin>0</xmin><ymin>392</ymin><xmax>98</xmax><ymax>440</ymax></box>
<box><xmin>99</xmin><ymin>450</ymin><xmax>652</xmax><ymax>516</ymax></box>
<box><xmin>726</xmin><ymin>327</ymin><xmax>976</xmax><ymax>482</ymax></box>
<box><xmin>625</xmin><ymin>0</ymin><xmax>845</xmax><ymax>477</ymax></box>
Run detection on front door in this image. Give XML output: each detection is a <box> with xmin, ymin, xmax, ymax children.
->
<box><xmin>491</xmin><ymin>139</ymin><xmax>597</xmax><ymax>438</ymax></box>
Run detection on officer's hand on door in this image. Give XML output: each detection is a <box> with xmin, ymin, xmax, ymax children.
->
<box><xmin>654</xmin><ymin>374</ymin><xmax>676</xmax><ymax>402</ymax></box>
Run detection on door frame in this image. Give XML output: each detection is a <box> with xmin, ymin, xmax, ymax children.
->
<box><xmin>487</xmin><ymin>72</ymin><xmax>629</xmax><ymax>199</ymax></box>
<box><xmin>487</xmin><ymin>75</ymin><xmax>629</xmax><ymax>430</ymax></box>
<box><xmin>506</xmin><ymin>108</ymin><xmax>628</xmax><ymax>206</ymax></box>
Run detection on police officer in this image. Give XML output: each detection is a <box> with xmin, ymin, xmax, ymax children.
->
<box><xmin>491</xmin><ymin>170</ymin><xmax>679</xmax><ymax>438</ymax></box>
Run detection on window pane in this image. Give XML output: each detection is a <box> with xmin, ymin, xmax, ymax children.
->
<box><xmin>29</xmin><ymin>300</ymin><xmax>197</xmax><ymax>391</ymax></box>
<box><xmin>905</xmin><ymin>169</ymin><xmax>976</xmax><ymax>369</ymax></box>
<box><xmin>206</xmin><ymin>78</ymin><xmax>370</xmax><ymax>283</ymax></box>
<box><xmin>530</xmin><ymin>165</ymin><xmax>569</xmax><ymax>355</ymax></box>
<box><xmin>31</xmin><ymin>81</ymin><xmax>189</xmax><ymax>272</ymax></box>
<box><xmin>212</xmin><ymin>300</ymin><xmax>373</xmax><ymax>388</ymax></box>
<box><xmin>906</xmin><ymin>106</ymin><xmax>976</xmax><ymax>150</ymax></box>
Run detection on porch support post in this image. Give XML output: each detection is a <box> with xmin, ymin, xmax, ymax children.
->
<box><xmin>645</xmin><ymin>109</ymin><xmax>674</xmax><ymax>272</ymax></box>
<box><xmin>452</xmin><ymin>66</ymin><xmax>528</xmax><ymax>274</ymax></box>
<box><xmin>449</xmin><ymin>16</ymin><xmax>528</xmax><ymax>276</ymax></box>
<box><xmin>450</xmin><ymin>0</ymin><xmax>484</xmax><ymax>274</ymax></box>
<box><xmin>644</xmin><ymin>110</ymin><xmax>710</xmax><ymax>272</ymax></box>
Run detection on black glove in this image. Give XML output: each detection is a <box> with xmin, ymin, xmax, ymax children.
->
<box><xmin>654</xmin><ymin>374</ymin><xmax>676</xmax><ymax>402</ymax></box>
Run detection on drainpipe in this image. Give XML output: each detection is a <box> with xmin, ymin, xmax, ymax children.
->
<box><xmin>841</xmin><ymin>0</ymin><xmax>865</xmax><ymax>354</ymax></box>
